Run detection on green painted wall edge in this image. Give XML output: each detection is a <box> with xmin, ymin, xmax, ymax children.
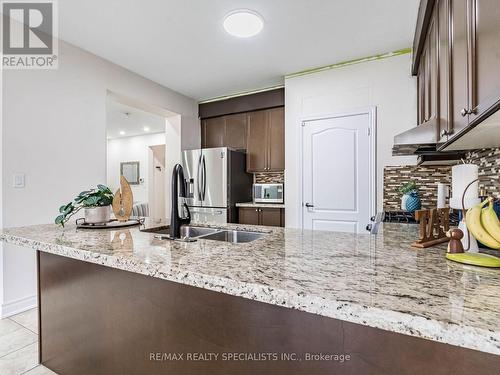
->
<box><xmin>198</xmin><ymin>84</ymin><xmax>285</xmax><ymax>104</ymax></box>
<box><xmin>285</xmin><ymin>47</ymin><xmax>412</xmax><ymax>79</ymax></box>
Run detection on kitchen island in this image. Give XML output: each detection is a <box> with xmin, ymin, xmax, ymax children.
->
<box><xmin>1</xmin><ymin>221</ymin><xmax>499</xmax><ymax>374</ymax></box>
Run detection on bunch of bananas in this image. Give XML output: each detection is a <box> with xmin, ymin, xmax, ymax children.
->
<box><xmin>466</xmin><ymin>198</ymin><xmax>500</xmax><ymax>249</ymax></box>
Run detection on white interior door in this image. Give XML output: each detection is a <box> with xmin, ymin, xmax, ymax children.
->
<box><xmin>302</xmin><ymin>112</ymin><xmax>374</xmax><ymax>233</ymax></box>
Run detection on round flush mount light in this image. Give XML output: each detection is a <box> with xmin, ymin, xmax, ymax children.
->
<box><xmin>119</xmin><ymin>131</ymin><xmax>126</xmax><ymax>136</ymax></box>
<box><xmin>143</xmin><ymin>126</ymin><xmax>150</xmax><ymax>132</ymax></box>
<box><xmin>223</xmin><ymin>10</ymin><xmax>264</xmax><ymax>38</ymax></box>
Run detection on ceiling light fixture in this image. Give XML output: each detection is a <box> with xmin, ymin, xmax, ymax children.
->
<box><xmin>119</xmin><ymin>131</ymin><xmax>126</xmax><ymax>136</ymax></box>
<box><xmin>223</xmin><ymin>10</ymin><xmax>264</xmax><ymax>38</ymax></box>
<box><xmin>143</xmin><ymin>126</ymin><xmax>150</xmax><ymax>132</ymax></box>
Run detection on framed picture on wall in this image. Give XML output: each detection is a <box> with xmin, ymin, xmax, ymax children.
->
<box><xmin>120</xmin><ymin>161</ymin><xmax>140</xmax><ymax>185</ymax></box>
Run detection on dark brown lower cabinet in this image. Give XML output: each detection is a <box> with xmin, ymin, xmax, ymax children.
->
<box><xmin>260</xmin><ymin>208</ymin><xmax>282</xmax><ymax>227</ymax></box>
<box><xmin>39</xmin><ymin>252</ymin><xmax>499</xmax><ymax>375</ymax></box>
<box><xmin>239</xmin><ymin>207</ymin><xmax>284</xmax><ymax>227</ymax></box>
<box><xmin>238</xmin><ymin>207</ymin><xmax>260</xmax><ymax>225</ymax></box>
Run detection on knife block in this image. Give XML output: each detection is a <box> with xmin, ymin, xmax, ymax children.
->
<box><xmin>411</xmin><ymin>208</ymin><xmax>450</xmax><ymax>248</ymax></box>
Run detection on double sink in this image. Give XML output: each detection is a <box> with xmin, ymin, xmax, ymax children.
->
<box><xmin>143</xmin><ymin>225</ymin><xmax>265</xmax><ymax>243</ymax></box>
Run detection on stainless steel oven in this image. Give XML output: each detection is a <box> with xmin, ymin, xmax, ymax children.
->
<box><xmin>253</xmin><ymin>183</ymin><xmax>284</xmax><ymax>204</ymax></box>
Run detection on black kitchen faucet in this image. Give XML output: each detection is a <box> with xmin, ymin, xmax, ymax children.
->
<box><xmin>169</xmin><ymin>164</ymin><xmax>191</xmax><ymax>239</ymax></box>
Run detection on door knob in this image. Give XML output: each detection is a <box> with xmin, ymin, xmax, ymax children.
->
<box><xmin>305</xmin><ymin>203</ymin><xmax>314</xmax><ymax>208</ymax></box>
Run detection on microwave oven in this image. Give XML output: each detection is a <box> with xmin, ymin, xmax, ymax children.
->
<box><xmin>253</xmin><ymin>183</ymin><xmax>284</xmax><ymax>204</ymax></box>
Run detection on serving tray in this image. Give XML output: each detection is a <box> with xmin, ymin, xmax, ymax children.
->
<box><xmin>76</xmin><ymin>218</ymin><xmax>143</xmax><ymax>229</ymax></box>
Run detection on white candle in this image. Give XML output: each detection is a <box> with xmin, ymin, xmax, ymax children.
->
<box><xmin>449</xmin><ymin>164</ymin><xmax>480</xmax><ymax>209</ymax></box>
<box><xmin>437</xmin><ymin>183</ymin><xmax>448</xmax><ymax>208</ymax></box>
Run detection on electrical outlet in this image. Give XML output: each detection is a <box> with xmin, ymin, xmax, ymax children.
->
<box><xmin>13</xmin><ymin>173</ymin><xmax>25</xmax><ymax>188</ymax></box>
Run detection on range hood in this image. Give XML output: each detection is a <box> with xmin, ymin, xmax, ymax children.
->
<box><xmin>416</xmin><ymin>151</ymin><xmax>466</xmax><ymax>165</ymax></box>
<box><xmin>392</xmin><ymin>119</ymin><xmax>466</xmax><ymax>165</ymax></box>
<box><xmin>392</xmin><ymin>119</ymin><xmax>438</xmax><ymax>156</ymax></box>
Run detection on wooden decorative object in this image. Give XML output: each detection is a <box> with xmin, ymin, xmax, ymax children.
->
<box><xmin>446</xmin><ymin>228</ymin><xmax>465</xmax><ymax>254</ymax></box>
<box><xmin>411</xmin><ymin>208</ymin><xmax>451</xmax><ymax>248</ymax></box>
<box><xmin>112</xmin><ymin>176</ymin><xmax>133</xmax><ymax>222</ymax></box>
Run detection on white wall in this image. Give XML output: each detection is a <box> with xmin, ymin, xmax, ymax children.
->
<box><xmin>148</xmin><ymin>145</ymin><xmax>166</xmax><ymax>221</ymax></box>
<box><xmin>1</xmin><ymin>40</ymin><xmax>199</xmax><ymax>317</ymax></box>
<box><xmin>164</xmin><ymin>115</ymin><xmax>182</xmax><ymax>219</ymax></box>
<box><xmin>285</xmin><ymin>53</ymin><xmax>417</xmax><ymax>228</ymax></box>
<box><xmin>107</xmin><ymin>133</ymin><xmax>166</xmax><ymax>204</ymax></box>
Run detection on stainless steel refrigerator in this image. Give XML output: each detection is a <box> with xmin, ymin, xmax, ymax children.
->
<box><xmin>181</xmin><ymin>147</ymin><xmax>253</xmax><ymax>224</ymax></box>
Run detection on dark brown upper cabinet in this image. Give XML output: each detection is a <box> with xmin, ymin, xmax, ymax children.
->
<box><xmin>246</xmin><ymin>107</ymin><xmax>285</xmax><ymax>172</ymax></box>
<box><xmin>224</xmin><ymin>113</ymin><xmax>247</xmax><ymax>150</ymax></box>
<box><xmin>437</xmin><ymin>0</ymin><xmax>452</xmax><ymax>142</ymax></box>
<box><xmin>416</xmin><ymin>2</ymin><xmax>444</xmax><ymax>138</ymax></box>
<box><xmin>201</xmin><ymin>113</ymin><xmax>247</xmax><ymax>150</ymax></box>
<box><xmin>268</xmin><ymin>108</ymin><xmax>285</xmax><ymax>171</ymax></box>
<box><xmin>449</xmin><ymin>0</ymin><xmax>470</xmax><ymax>138</ymax></box>
<box><xmin>413</xmin><ymin>0</ymin><xmax>500</xmax><ymax>148</ymax></box>
<box><xmin>201</xmin><ymin>105</ymin><xmax>285</xmax><ymax>172</ymax></box>
<box><xmin>448</xmin><ymin>0</ymin><xmax>500</xmax><ymax>139</ymax></box>
<box><xmin>417</xmin><ymin>52</ymin><xmax>426</xmax><ymax>125</ymax></box>
<box><xmin>246</xmin><ymin>110</ymin><xmax>268</xmax><ymax>171</ymax></box>
<box><xmin>201</xmin><ymin>117</ymin><xmax>225</xmax><ymax>148</ymax></box>
<box><xmin>468</xmin><ymin>0</ymin><xmax>500</xmax><ymax>124</ymax></box>
<box><xmin>424</xmin><ymin>9</ymin><xmax>439</xmax><ymax>125</ymax></box>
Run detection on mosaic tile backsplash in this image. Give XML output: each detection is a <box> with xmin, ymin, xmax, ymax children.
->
<box><xmin>384</xmin><ymin>148</ymin><xmax>500</xmax><ymax>210</ymax></box>
<box><xmin>466</xmin><ymin>148</ymin><xmax>500</xmax><ymax>197</ymax></box>
<box><xmin>254</xmin><ymin>172</ymin><xmax>284</xmax><ymax>184</ymax></box>
<box><xmin>384</xmin><ymin>166</ymin><xmax>452</xmax><ymax>210</ymax></box>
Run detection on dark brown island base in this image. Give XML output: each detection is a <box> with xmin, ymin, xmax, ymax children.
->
<box><xmin>38</xmin><ymin>252</ymin><xmax>498</xmax><ymax>375</ymax></box>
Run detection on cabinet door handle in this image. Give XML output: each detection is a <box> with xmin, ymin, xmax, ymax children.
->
<box><xmin>441</xmin><ymin>129</ymin><xmax>450</xmax><ymax>137</ymax></box>
<box><xmin>460</xmin><ymin>108</ymin><xmax>477</xmax><ymax>117</ymax></box>
<box><xmin>305</xmin><ymin>203</ymin><xmax>314</xmax><ymax>208</ymax></box>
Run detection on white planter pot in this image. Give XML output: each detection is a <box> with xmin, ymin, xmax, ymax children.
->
<box><xmin>401</xmin><ymin>194</ymin><xmax>409</xmax><ymax>210</ymax></box>
<box><xmin>84</xmin><ymin>206</ymin><xmax>111</xmax><ymax>224</ymax></box>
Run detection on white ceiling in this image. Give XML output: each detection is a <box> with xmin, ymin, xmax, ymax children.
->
<box><xmin>106</xmin><ymin>100</ymin><xmax>165</xmax><ymax>140</ymax></box>
<box><xmin>59</xmin><ymin>0</ymin><xmax>419</xmax><ymax>101</ymax></box>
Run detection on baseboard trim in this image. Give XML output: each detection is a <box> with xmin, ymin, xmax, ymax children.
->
<box><xmin>1</xmin><ymin>294</ymin><xmax>37</xmax><ymax>318</ymax></box>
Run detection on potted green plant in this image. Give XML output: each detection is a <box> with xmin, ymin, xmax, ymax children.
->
<box><xmin>398</xmin><ymin>181</ymin><xmax>421</xmax><ymax>212</ymax></box>
<box><xmin>55</xmin><ymin>185</ymin><xmax>114</xmax><ymax>227</ymax></box>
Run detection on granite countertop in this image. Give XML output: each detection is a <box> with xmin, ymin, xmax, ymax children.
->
<box><xmin>236</xmin><ymin>202</ymin><xmax>285</xmax><ymax>208</ymax></box>
<box><xmin>1</xmin><ymin>221</ymin><xmax>499</xmax><ymax>355</ymax></box>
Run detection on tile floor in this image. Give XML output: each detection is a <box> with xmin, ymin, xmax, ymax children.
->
<box><xmin>0</xmin><ymin>309</ymin><xmax>56</xmax><ymax>375</ymax></box>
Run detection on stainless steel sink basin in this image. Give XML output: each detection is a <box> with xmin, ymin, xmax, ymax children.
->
<box><xmin>143</xmin><ymin>225</ymin><xmax>265</xmax><ymax>243</ymax></box>
<box><xmin>142</xmin><ymin>225</ymin><xmax>219</xmax><ymax>240</ymax></box>
<box><xmin>198</xmin><ymin>230</ymin><xmax>264</xmax><ymax>243</ymax></box>
<box><xmin>180</xmin><ymin>226</ymin><xmax>219</xmax><ymax>238</ymax></box>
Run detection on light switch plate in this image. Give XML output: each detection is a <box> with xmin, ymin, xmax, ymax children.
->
<box><xmin>13</xmin><ymin>173</ymin><xmax>25</xmax><ymax>188</ymax></box>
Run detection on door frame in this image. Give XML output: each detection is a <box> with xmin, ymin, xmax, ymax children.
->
<box><xmin>299</xmin><ymin>107</ymin><xmax>377</xmax><ymax>230</ymax></box>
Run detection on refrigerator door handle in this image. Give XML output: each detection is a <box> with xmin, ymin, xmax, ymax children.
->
<box><xmin>202</xmin><ymin>155</ymin><xmax>207</xmax><ymax>201</ymax></box>
<box><xmin>190</xmin><ymin>208</ymin><xmax>223</xmax><ymax>215</ymax></box>
<box><xmin>197</xmin><ymin>154</ymin><xmax>203</xmax><ymax>201</ymax></box>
